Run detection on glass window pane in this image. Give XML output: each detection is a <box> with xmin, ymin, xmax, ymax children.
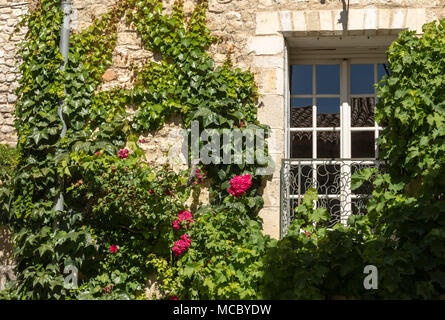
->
<box><xmin>317</xmin><ymin>98</ymin><xmax>340</xmax><ymax>127</ymax></box>
<box><xmin>291</xmin><ymin>98</ymin><xmax>313</xmax><ymax>128</ymax></box>
<box><xmin>376</xmin><ymin>63</ymin><xmax>389</xmax><ymax>91</ymax></box>
<box><xmin>377</xmin><ymin>63</ymin><xmax>390</xmax><ymax>80</ymax></box>
<box><xmin>291</xmin><ymin>132</ymin><xmax>312</xmax><ymax>158</ymax></box>
<box><xmin>316</xmin><ymin>64</ymin><xmax>340</xmax><ymax>94</ymax></box>
<box><xmin>351</xmin><ymin>97</ymin><xmax>375</xmax><ymax>127</ymax></box>
<box><xmin>351</xmin><ymin>64</ymin><xmax>374</xmax><ymax>94</ymax></box>
<box><xmin>317</xmin><ymin>131</ymin><xmax>340</xmax><ymax>158</ymax></box>
<box><xmin>351</xmin><ymin>131</ymin><xmax>375</xmax><ymax>158</ymax></box>
<box><xmin>291</xmin><ymin>65</ymin><xmax>312</xmax><ymax>95</ymax></box>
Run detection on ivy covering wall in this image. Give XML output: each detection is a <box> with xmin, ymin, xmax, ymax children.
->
<box><xmin>0</xmin><ymin>0</ymin><xmax>271</xmax><ymax>299</ymax></box>
<box><xmin>0</xmin><ymin>0</ymin><xmax>444</xmax><ymax>300</ymax></box>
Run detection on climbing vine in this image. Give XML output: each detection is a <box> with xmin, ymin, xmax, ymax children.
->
<box><xmin>0</xmin><ymin>0</ymin><xmax>271</xmax><ymax>299</ymax></box>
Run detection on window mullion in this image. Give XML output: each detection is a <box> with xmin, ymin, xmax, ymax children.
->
<box><xmin>341</xmin><ymin>60</ymin><xmax>351</xmax><ymax>225</ymax></box>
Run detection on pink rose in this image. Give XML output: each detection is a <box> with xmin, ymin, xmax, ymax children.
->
<box><xmin>172</xmin><ymin>234</ymin><xmax>191</xmax><ymax>256</ymax></box>
<box><xmin>172</xmin><ymin>220</ymin><xmax>180</xmax><ymax>230</ymax></box>
<box><xmin>173</xmin><ymin>210</ymin><xmax>194</xmax><ymax>229</ymax></box>
<box><xmin>118</xmin><ymin>148</ymin><xmax>129</xmax><ymax>159</ymax></box>
<box><xmin>109</xmin><ymin>244</ymin><xmax>118</xmax><ymax>253</ymax></box>
<box><xmin>228</xmin><ymin>174</ymin><xmax>252</xmax><ymax>197</ymax></box>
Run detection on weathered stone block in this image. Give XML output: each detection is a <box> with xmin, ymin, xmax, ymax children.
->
<box><xmin>0</xmin><ymin>125</ymin><xmax>13</xmax><ymax>134</ymax></box>
<box><xmin>279</xmin><ymin>11</ymin><xmax>292</xmax><ymax>32</ymax></box>
<box><xmin>7</xmin><ymin>94</ymin><xmax>16</xmax><ymax>103</ymax></box>
<box><xmin>256</xmin><ymin>11</ymin><xmax>280</xmax><ymax>35</ymax></box>
<box><xmin>391</xmin><ymin>9</ymin><xmax>407</xmax><ymax>33</ymax></box>
<box><xmin>262</xmin><ymin>178</ymin><xmax>280</xmax><ymax>208</ymax></box>
<box><xmin>253</xmin><ymin>55</ymin><xmax>284</xmax><ymax>69</ymax></box>
<box><xmin>377</xmin><ymin>9</ymin><xmax>391</xmax><ymax>35</ymax></box>
<box><xmin>292</xmin><ymin>11</ymin><xmax>306</xmax><ymax>33</ymax></box>
<box><xmin>102</xmin><ymin>69</ymin><xmax>118</xmax><ymax>82</ymax></box>
<box><xmin>305</xmin><ymin>11</ymin><xmax>320</xmax><ymax>32</ymax></box>
<box><xmin>247</xmin><ymin>35</ymin><xmax>284</xmax><ymax>55</ymax></box>
<box><xmin>254</xmin><ymin>68</ymin><xmax>280</xmax><ymax>94</ymax></box>
<box><xmin>348</xmin><ymin>9</ymin><xmax>365</xmax><ymax>35</ymax></box>
<box><xmin>364</xmin><ymin>6</ymin><xmax>378</xmax><ymax>35</ymax></box>
<box><xmin>258</xmin><ymin>207</ymin><xmax>280</xmax><ymax>239</ymax></box>
<box><xmin>267</xmin><ymin>129</ymin><xmax>284</xmax><ymax>154</ymax></box>
<box><xmin>319</xmin><ymin>10</ymin><xmax>333</xmax><ymax>34</ymax></box>
<box><xmin>406</xmin><ymin>8</ymin><xmax>426</xmax><ymax>34</ymax></box>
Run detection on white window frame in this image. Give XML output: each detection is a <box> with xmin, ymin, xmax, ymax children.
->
<box><xmin>285</xmin><ymin>50</ymin><xmax>387</xmax><ymax>225</ymax></box>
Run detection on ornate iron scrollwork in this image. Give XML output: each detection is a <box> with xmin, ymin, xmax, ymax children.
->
<box><xmin>280</xmin><ymin>159</ymin><xmax>384</xmax><ymax>238</ymax></box>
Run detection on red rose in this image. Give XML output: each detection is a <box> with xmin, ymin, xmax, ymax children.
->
<box><xmin>228</xmin><ymin>174</ymin><xmax>252</xmax><ymax>197</ymax></box>
<box><xmin>109</xmin><ymin>244</ymin><xmax>118</xmax><ymax>253</ymax></box>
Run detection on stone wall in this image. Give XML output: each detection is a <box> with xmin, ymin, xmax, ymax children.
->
<box><xmin>0</xmin><ymin>0</ymin><xmax>29</xmax><ymax>146</ymax></box>
<box><xmin>1</xmin><ymin>0</ymin><xmax>445</xmax><ymax>246</ymax></box>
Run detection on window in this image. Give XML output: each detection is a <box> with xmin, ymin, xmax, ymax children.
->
<box><xmin>289</xmin><ymin>61</ymin><xmax>387</xmax><ymax>160</ymax></box>
<box><xmin>282</xmin><ymin>53</ymin><xmax>389</xmax><ymax>234</ymax></box>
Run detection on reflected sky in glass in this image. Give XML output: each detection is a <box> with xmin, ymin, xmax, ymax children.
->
<box><xmin>291</xmin><ymin>65</ymin><xmax>312</xmax><ymax>95</ymax></box>
<box><xmin>377</xmin><ymin>64</ymin><xmax>389</xmax><ymax>80</ymax></box>
<box><xmin>316</xmin><ymin>65</ymin><xmax>340</xmax><ymax>94</ymax></box>
<box><xmin>316</xmin><ymin>98</ymin><xmax>340</xmax><ymax>114</ymax></box>
<box><xmin>291</xmin><ymin>97</ymin><xmax>313</xmax><ymax>108</ymax></box>
<box><xmin>351</xmin><ymin>64</ymin><xmax>374</xmax><ymax>94</ymax></box>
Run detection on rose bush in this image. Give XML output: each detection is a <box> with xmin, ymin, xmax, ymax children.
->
<box><xmin>228</xmin><ymin>174</ymin><xmax>252</xmax><ymax>198</ymax></box>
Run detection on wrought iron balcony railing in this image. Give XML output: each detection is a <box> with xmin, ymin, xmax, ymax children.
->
<box><xmin>280</xmin><ymin>158</ymin><xmax>386</xmax><ymax>238</ymax></box>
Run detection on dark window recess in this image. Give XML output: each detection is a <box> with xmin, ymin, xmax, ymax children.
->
<box><xmin>351</xmin><ymin>97</ymin><xmax>375</xmax><ymax>127</ymax></box>
<box><xmin>290</xmin><ymin>98</ymin><xmax>312</xmax><ymax>128</ymax></box>
<box><xmin>316</xmin><ymin>164</ymin><xmax>340</xmax><ymax>195</ymax></box>
<box><xmin>317</xmin><ymin>131</ymin><xmax>340</xmax><ymax>158</ymax></box>
<box><xmin>291</xmin><ymin>132</ymin><xmax>312</xmax><ymax>158</ymax></box>
<box><xmin>351</xmin><ymin>131</ymin><xmax>375</xmax><ymax>158</ymax></box>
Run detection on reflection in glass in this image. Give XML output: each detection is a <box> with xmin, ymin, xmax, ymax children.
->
<box><xmin>317</xmin><ymin>98</ymin><xmax>340</xmax><ymax>127</ymax></box>
<box><xmin>290</xmin><ymin>98</ymin><xmax>313</xmax><ymax>128</ymax></box>
<box><xmin>317</xmin><ymin>131</ymin><xmax>340</xmax><ymax>158</ymax></box>
<box><xmin>351</xmin><ymin>97</ymin><xmax>375</xmax><ymax>127</ymax></box>
<box><xmin>351</xmin><ymin>131</ymin><xmax>375</xmax><ymax>158</ymax></box>
<box><xmin>378</xmin><ymin>63</ymin><xmax>390</xmax><ymax>81</ymax></box>
<box><xmin>291</xmin><ymin>65</ymin><xmax>312</xmax><ymax>95</ymax></box>
<box><xmin>376</xmin><ymin>63</ymin><xmax>389</xmax><ymax>92</ymax></box>
<box><xmin>351</xmin><ymin>64</ymin><xmax>374</xmax><ymax>94</ymax></box>
<box><xmin>316</xmin><ymin>64</ymin><xmax>340</xmax><ymax>94</ymax></box>
<box><xmin>291</xmin><ymin>132</ymin><xmax>312</xmax><ymax>158</ymax></box>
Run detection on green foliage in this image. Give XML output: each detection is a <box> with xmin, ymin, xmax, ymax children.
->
<box><xmin>264</xmin><ymin>21</ymin><xmax>445</xmax><ymax>300</ymax></box>
<box><xmin>263</xmin><ymin>190</ymin><xmax>371</xmax><ymax>299</ymax></box>
<box><xmin>10</xmin><ymin>0</ymin><xmax>444</xmax><ymax>301</ymax></box>
<box><xmin>376</xmin><ymin>20</ymin><xmax>445</xmax><ymax>199</ymax></box>
<box><xmin>173</xmin><ymin>204</ymin><xmax>270</xmax><ymax>299</ymax></box>
<box><xmin>1</xmin><ymin>0</ymin><xmax>271</xmax><ymax>300</ymax></box>
<box><xmin>0</xmin><ymin>144</ymin><xmax>17</xmax><ymax>224</ymax></box>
